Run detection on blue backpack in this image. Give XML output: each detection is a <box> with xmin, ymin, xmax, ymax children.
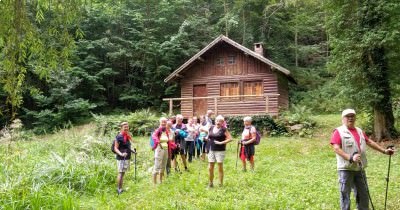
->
<box><xmin>150</xmin><ymin>132</ymin><xmax>155</xmax><ymax>148</ymax></box>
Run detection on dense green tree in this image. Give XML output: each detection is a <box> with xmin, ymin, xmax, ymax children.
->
<box><xmin>326</xmin><ymin>0</ymin><xmax>400</xmax><ymax>140</ymax></box>
<box><xmin>0</xmin><ymin>0</ymin><xmax>84</xmax><ymax>121</ymax></box>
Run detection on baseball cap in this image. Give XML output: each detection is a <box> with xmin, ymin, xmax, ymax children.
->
<box><xmin>342</xmin><ymin>109</ymin><xmax>356</xmax><ymax>117</ymax></box>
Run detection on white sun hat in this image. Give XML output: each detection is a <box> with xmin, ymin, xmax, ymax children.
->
<box><xmin>342</xmin><ymin>109</ymin><xmax>356</xmax><ymax>117</ymax></box>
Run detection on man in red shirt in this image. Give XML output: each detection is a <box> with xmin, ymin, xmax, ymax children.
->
<box><xmin>330</xmin><ymin>109</ymin><xmax>395</xmax><ymax>210</ymax></box>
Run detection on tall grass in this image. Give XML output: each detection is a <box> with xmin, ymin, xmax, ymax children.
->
<box><xmin>1</xmin><ymin>117</ymin><xmax>399</xmax><ymax>209</ymax></box>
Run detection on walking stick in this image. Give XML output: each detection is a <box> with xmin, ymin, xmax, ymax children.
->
<box><xmin>133</xmin><ymin>148</ymin><xmax>137</xmax><ymax>181</ymax></box>
<box><xmin>384</xmin><ymin>145</ymin><xmax>395</xmax><ymax>210</ymax></box>
<box><xmin>358</xmin><ymin>162</ymin><xmax>375</xmax><ymax>210</ymax></box>
<box><xmin>235</xmin><ymin>141</ymin><xmax>240</xmax><ymax>170</ymax></box>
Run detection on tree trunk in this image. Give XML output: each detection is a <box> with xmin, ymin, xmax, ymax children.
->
<box><xmin>368</xmin><ymin>48</ymin><xmax>397</xmax><ymax>141</ymax></box>
<box><xmin>373</xmin><ymin>106</ymin><xmax>395</xmax><ymax>141</ymax></box>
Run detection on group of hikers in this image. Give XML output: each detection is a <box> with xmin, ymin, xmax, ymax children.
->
<box><xmin>113</xmin><ymin>108</ymin><xmax>396</xmax><ymax>210</ymax></box>
<box><xmin>113</xmin><ymin>110</ymin><xmax>258</xmax><ymax>194</ymax></box>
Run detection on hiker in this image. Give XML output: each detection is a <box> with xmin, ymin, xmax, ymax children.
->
<box><xmin>114</xmin><ymin>122</ymin><xmax>133</xmax><ymax>195</ymax></box>
<box><xmin>207</xmin><ymin>115</ymin><xmax>232</xmax><ymax>187</ymax></box>
<box><xmin>330</xmin><ymin>109</ymin><xmax>395</xmax><ymax>210</ymax></box>
<box><xmin>205</xmin><ymin>110</ymin><xmax>214</xmax><ymax>125</ymax></box>
<box><xmin>240</xmin><ymin>116</ymin><xmax>256</xmax><ymax>171</ymax></box>
<box><xmin>192</xmin><ymin>116</ymin><xmax>202</xmax><ymax>159</ymax></box>
<box><xmin>152</xmin><ymin>117</ymin><xmax>176</xmax><ymax>184</ymax></box>
<box><xmin>172</xmin><ymin>114</ymin><xmax>188</xmax><ymax>171</ymax></box>
<box><xmin>198</xmin><ymin>115</ymin><xmax>210</xmax><ymax>160</ymax></box>
<box><xmin>185</xmin><ymin>118</ymin><xmax>196</xmax><ymax>162</ymax></box>
<box><xmin>165</xmin><ymin>120</ymin><xmax>176</xmax><ymax>175</ymax></box>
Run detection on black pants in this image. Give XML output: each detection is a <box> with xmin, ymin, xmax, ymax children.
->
<box><xmin>185</xmin><ymin>141</ymin><xmax>195</xmax><ymax>162</ymax></box>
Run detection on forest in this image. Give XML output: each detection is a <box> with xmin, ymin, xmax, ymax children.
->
<box><xmin>1</xmin><ymin>0</ymin><xmax>400</xmax><ymax>140</ymax></box>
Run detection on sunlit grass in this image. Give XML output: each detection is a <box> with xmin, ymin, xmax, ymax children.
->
<box><xmin>1</xmin><ymin>118</ymin><xmax>399</xmax><ymax>209</ymax></box>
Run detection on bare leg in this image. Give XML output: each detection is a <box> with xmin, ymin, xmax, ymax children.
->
<box><xmin>160</xmin><ymin>172</ymin><xmax>164</xmax><ymax>183</ymax></box>
<box><xmin>218</xmin><ymin>163</ymin><xmax>224</xmax><ymax>186</ymax></box>
<box><xmin>242</xmin><ymin>159</ymin><xmax>247</xmax><ymax>171</ymax></box>
<box><xmin>117</xmin><ymin>172</ymin><xmax>125</xmax><ymax>191</ymax></box>
<box><xmin>181</xmin><ymin>154</ymin><xmax>188</xmax><ymax>169</ymax></box>
<box><xmin>152</xmin><ymin>173</ymin><xmax>157</xmax><ymax>185</ymax></box>
<box><xmin>250</xmin><ymin>158</ymin><xmax>255</xmax><ymax>171</ymax></box>
<box><xmin>208</xmin><ymin>162</ymin><xmax>215</xmax><ymax>187</ymax></box>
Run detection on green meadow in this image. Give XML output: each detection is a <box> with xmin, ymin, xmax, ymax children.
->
<box><xmin>1</xmin><ymin>115</ymin><xmax>399</xmax><ymax>209</ymax></box>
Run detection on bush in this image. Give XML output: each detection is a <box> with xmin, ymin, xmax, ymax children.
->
<box><xmin>93</xmin><ymin>109</ymin><xmax>160</xmax><ymax>136</ymax></box>
<box><xmin>225</xmin><ymin>115</ymin><xmax>287</xmax><ymax>137</ymax></box>
<box><xmin>277</xmin><ymin>105</ymin><xmax>317</xmax><ymax>137</ymax></box>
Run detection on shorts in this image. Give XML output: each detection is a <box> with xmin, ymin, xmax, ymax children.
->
<box><xmin>240</xmin><ymin>144</ymin><xmax>255</xmax><ymax>161</ymax></box>
<box><xmin>117</xmin><ymin>159</ymin><xmax>130</xmax><ymax>173</ymax></box>
<box><xmin>208</xmin><ymin>150</ymin><xmax>225</xmax><ymax>163</ymax></box>
<box><xmin>153</xmin><ymin>146</ymin><xmax>168</xmax><ymax>175</ymax></box>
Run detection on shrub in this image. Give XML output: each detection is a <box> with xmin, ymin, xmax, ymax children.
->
<box><xmin>93</xmin><ymin>108</ymin><xmax>160</xmax><ymax>136</ymax></box>
<box><xmin>277</xmin><ymin>105</ymin><xmax>317</xmax><ymax>137</ymax></box>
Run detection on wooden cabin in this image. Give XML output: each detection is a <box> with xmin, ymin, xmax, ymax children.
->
<box><xmin>164</xmin><ymin>35</ymin><xmax>295</xmax><ymax>118</ymax></box>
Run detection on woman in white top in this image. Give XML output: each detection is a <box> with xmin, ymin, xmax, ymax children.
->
<box><xmin>240</xmin><ymin>116</ymin><xmax>257</xmax><ymax>171</ymax></box>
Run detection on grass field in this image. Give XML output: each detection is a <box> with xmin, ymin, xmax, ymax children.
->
<box><xmin>1</xmin><ymin>115</ymin><xmax>399</xmax><ymax>209</ymax></box>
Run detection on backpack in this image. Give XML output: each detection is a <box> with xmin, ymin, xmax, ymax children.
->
<box><xmin>150</xmin><ymin>131</ymin><xmax>155</xmax><ymax>148</ymax></box>
<box><xmin>247</xmin><ymin>126</ymin><xmax>261</xmax><ymax>145</ymax></box>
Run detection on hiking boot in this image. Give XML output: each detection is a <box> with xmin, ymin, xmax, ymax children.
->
<box><xmin>117</xmin><ymin>189</ymin><xmax>124</xmax><ymax>195</ymax></box>
<box><xmin>184</xmin><ymin>167</ymin><xmax>189</xmax><ymax>172</ymax></box>
<box><xmin>207</xmin><ymin>183</ymin><xmax>214</xmax><ymax>188</ymax></box>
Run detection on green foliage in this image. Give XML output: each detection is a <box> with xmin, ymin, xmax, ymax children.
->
<box><xmin>225</xmin><ymin>115</ymin><xmax>287</xmax><ymax>137</ymax></box>
<box><xmin>22</xmin><ymin>70</ymin><xmax>96</xmax><ymax>134</ymax></box>
<box><xmin>278</xmin><ymin>105</ymin><xmax>317</xmax><ymax>137</ymax></box>
<box><xmin>1</xmin><ymin>116</ymin><xmax>399</xmax><ymax>209</ymax></box>
<box><xmin>0</xmin><ymin>0</ymin><xmax>84</xmax><ymax>118</ymax></box>
<box><xmin>93</xmin><ymin>109</ymin><xmax>160</xmax><ymax>136</ymax></box>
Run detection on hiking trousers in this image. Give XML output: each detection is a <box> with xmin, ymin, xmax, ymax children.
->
<box><xmin>338</xmin><ymin>170</ymin><xmax>369</xmax><ymax>210</ymax></box>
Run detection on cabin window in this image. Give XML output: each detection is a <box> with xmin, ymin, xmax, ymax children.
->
<box><xmin>228</xmin><ymin>55</ymin><xmax>236</xmax><ymax>65</ymax></box>
<box><xmin>243</xmin><ymin>81</ymin><xmax>263</xmax><ymax>96</ymax></box>
<box><xmin>215</xmin><ymin>57</ymin><xmax>224</xmax><ymax>66</ymax></box>
<box><xmin>220</xmin><ymin>82</ymin><xmax>239</xmax><ymax>100</ymax></box>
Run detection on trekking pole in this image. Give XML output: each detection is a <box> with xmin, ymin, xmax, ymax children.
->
<box><xmin>384</xmin><ymin>145</ymin><xmax>395</xmax><ymax>210</ymax></box>
<box><xmin>235</xmin><ymin>141</ymin><xmax>240</xmax><ymax>170</ymax></box>
<box><xmin>133</xmin><ymin>148</ymin><xmax>137</xmax><ymax>181</ymax></box>
<box><xmin>358</xmin><ymin>161</ymin><xmax>375</xmax><ymax>210</ymax></box>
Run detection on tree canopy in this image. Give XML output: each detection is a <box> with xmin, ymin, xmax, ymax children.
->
<box><xmin>0</xmin><ymin>0</ymin><xmax>399</xmax><ymax>140</ymax></box>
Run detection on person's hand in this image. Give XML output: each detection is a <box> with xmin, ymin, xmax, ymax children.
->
<box><xmin>121</xmin><ymin>152</ymin><xmax>128</xmax><ymax>157</ymax></box>
<box><xmin>384</xmin><ymin>148</ymin><xmax>395</xmax><ymax>155</ymax></box>
<box><xmin>352</xmin><ymin>153</ymin><xmax>361</xmax><ymax>163</ymax></box>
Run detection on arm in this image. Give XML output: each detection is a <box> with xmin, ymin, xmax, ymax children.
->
<box><xmin>220</xmin><ymin>130</ymin><xmax>232</xmax><ymax>144</ymax></box>
<box><xmin>114</xmin><ymin>140</ymin><xmax>127</xmax><ymax>157</ymax></box>
<box><xmin>366</xmin><ymin>140</ymin><xmax>394</xmax><ymax>155</ymax></box>
<box><xmin>332</xmin><ymin>144</ymin><xmax>351</xmax><ymax>161</ymax></box>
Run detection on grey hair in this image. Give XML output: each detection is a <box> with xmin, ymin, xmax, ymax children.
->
<box><xmin>176</xmin><ymin>114</ymin><xmax>184</xmax><ymax>120</ymax></box>
<box><xmin>243</xmin><ymin>116</ymin><xmax>252</xmax><ymax>122</ymax></box>
<box><xmin>215</xmin><ymin>115</ymin><xmax>224</xmax><ymax>122</ymax></box>
<box><xmin>159</xmin><ymin>117</ymin><xmax>168</xmax><ymax>123</ymax></box>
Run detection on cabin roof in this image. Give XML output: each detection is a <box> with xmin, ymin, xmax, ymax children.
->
<box><xmin>164</xmin><ymin>35</ymin><xmax>295</xmax><ymax>83</ymax></box>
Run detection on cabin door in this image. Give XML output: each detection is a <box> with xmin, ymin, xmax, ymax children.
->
<box><xmin>193</xmin><ymin>84</ymin><xmax>207</xmax><ymax>117</ymax></box>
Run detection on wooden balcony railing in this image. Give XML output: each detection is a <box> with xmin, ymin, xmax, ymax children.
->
<box><xmin>163</xmin><ymin>94</ymin><xmax>280</xmax><ymax>116</ymax></box>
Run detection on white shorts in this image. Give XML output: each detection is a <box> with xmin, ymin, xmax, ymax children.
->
<box><xmin>208</xmin><ymin>150</ymin><xmax>225</xmax><ymax>163</ymax></box>
<box><xmin>117</xmin><ymin>159</ymin><xmax>130</xmax><ymax>173</ymax></box>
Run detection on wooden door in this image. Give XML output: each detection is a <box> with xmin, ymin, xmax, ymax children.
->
<box><xmin>193</xmin><ymin>85</ymin><xmax>207</xmax><ymax>117</ymax></box>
